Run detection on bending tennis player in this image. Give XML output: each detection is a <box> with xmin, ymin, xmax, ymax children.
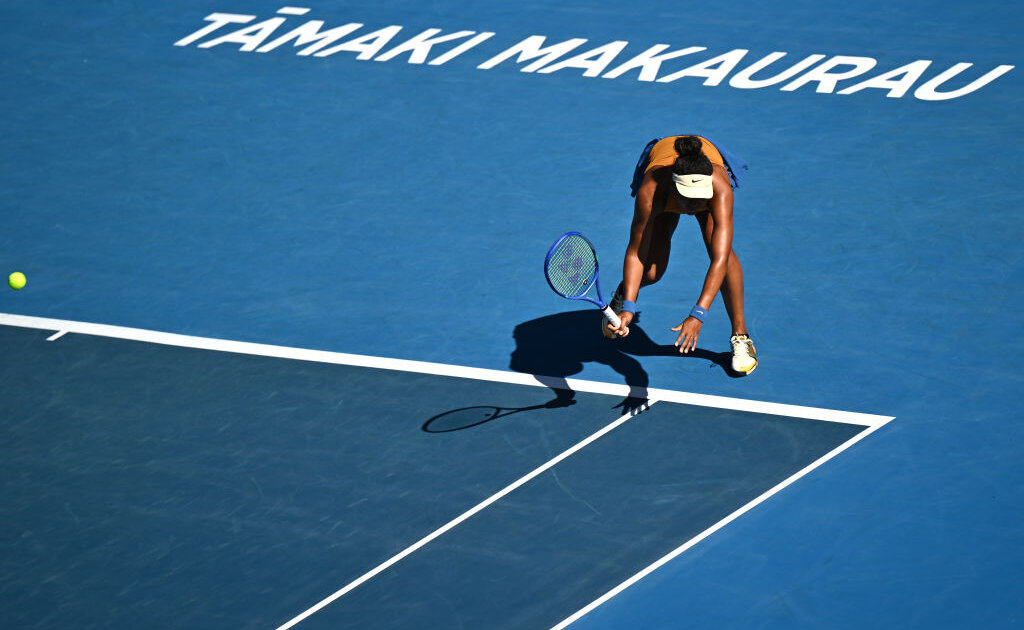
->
<box><xmin>605</xmin><ymin>135</ymin><xmax>758</xmax><ymax>375</ymax></box>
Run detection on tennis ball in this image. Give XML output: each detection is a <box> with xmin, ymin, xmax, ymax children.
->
<box><xmin>9</xmin><ymin>272</ymin><xmax>26</xmax><ymax>290</ymax></box>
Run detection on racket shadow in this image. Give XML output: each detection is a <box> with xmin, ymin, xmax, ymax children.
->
<box><xmin>422</xmin><ymin>389</ymin><xmax>577</xmax><ymax>433</ymax></box>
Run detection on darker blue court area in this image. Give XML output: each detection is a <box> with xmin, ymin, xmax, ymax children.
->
<box><xmin>305</xmin><ymin>405</ymin><xmax>861</xmax><ymax>630</ymax></box>
<box><xmin>0</xmin><ymin>325</ymin><xmax>862</xmax><ymax>629</ymax></box>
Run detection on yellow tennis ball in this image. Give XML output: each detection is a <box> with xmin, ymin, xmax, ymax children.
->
<box><xmin>9</xmin><ymin>272</ymin><xmax>26</xmax><ymax>290</ymax></box>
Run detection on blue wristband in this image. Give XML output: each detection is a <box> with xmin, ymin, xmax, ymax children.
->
<box><xmin>620</xmin><ymin>300</ymin><xmax>636</xmax><ymax>314</ymax></box>
<box><xmin>689</xmin><ymin>305</ymin><xmax>707</xmax><ymax>323</ymax></box>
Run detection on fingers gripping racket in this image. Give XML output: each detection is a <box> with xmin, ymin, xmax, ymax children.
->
<box><xmin>544</xmin><ymin>231</ymin><xmax>626</xmax><ymax>334</ymax></box>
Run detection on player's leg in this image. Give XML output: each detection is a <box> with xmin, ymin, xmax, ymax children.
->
<box><xmin>609</xmin><ymin>212</ymin><xmax>679</xmax><ymax>309</ymax></box>
<box><xmin>606</xmin><ymin>212</ymin><xmax>679</xmax><ymax>337</ymax></box>
<box><xmin>641</xmin><ymin>210</ymin><xmax>681</xmax><ymax>286</ymax></box>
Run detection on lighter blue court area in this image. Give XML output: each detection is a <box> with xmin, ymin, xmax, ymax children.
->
<box><xmin>1</xmin><ymin>0</ymin><xmax>1022</xmax><ymax>628</ymax></box>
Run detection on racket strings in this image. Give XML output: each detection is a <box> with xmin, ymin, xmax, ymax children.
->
<box><xmin>547</xmin><ymin>235</ymin><xmax>598</xmax><ymax>298</ymax></box>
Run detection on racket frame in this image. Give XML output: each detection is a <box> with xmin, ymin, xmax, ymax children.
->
<box><xmin>544</xmin><ymin>232</ymin><xmax>622</xmax><ymax>329</ymax></box>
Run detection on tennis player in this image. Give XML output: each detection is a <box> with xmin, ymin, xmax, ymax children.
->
<box><xmin>604</xmin><ymin>135</ymin><xmax>758</xmax><ymax>375</ymax></box>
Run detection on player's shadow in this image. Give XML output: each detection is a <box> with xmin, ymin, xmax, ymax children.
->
<box><xmin>423</xmin><ymin>311</ymin><xmax>732</xmax><ymax>433</ymax></box>
<box><xmin>509</xmin><ymin>310</ymin><xmax>734</xmax><ymax>388</ymax></box>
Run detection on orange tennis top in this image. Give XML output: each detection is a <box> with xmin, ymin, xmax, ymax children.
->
<box><xmin>643</xmin><ymin>136</ymin><xmax>725</xmax><ymax>213</ymax></box>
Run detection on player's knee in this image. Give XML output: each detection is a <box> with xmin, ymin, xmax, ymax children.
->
<box><xmin>642</xmin><ymin>267</ymin><xmax>665</xmax><ymax>285</ymax></box>
<box><xmin>729</xmin><ymin>249</ymin><xmax>743</xmax><ymax>269</ymax></box>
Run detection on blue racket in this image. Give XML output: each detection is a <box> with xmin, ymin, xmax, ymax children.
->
<box><xmin>544</xmin><ymin>231</ymin><xmax>625</xmax><ymax>333</ymax></box>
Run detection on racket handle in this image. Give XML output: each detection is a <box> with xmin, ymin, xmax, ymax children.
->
<box><xmin>602</xmin><ymin>305</ymin><xmax>622</xmax><ymax>329</ymax></box>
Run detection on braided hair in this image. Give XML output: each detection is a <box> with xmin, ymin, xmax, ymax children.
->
<box><xmin>671</xmin><ymin>136</ymin><xmax>713</xmax><ymax>177</ymax></box>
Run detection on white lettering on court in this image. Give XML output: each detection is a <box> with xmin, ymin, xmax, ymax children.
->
<box><xmin>174</xmin><ymin>9</ymin><xmax>1015</xmax><ymax>102</ymax></box>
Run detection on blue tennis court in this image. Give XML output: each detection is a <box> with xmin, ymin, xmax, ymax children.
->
<box><xmin>1</xmin><ymin>1</ymin><xmax>1020</xmax><ymax>628</ymax></box>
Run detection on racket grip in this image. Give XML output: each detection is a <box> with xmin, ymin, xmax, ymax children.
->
<box><xmin>602</xmin><ymin>305</ymin><xmax>622</xmax><ymax>329</ymax></box>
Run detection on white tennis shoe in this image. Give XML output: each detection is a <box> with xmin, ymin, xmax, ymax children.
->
<box><xmin>730</xmin><ymin>334</ymin><xmax>758</xmax><ymax>374</ymax></box>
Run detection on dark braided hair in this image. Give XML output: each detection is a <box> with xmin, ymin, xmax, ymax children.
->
<box><xmin>672</xmin><ymin>136</ymin><xmax>713</xmax><ymax>177</ymax></box>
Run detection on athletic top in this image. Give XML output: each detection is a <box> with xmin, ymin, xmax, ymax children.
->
<box><xmin>629</xmin><ymin>135</ymin><xmax>747</xmax><ymax>206</ymax></box>
<box><xmin>644</xmin><ymin>136</ymin><xmax>726</xmax><ymax>174</ymax></box>
<box><xmin>644</xmin><ymin>136</ymin><xmax>724</xmax><ymax>214</ymax></box>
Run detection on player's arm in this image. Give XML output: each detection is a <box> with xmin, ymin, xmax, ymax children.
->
<box><xmin>616</xmin><ymin>170</ymin><xmax>659</xmax><ymax>331</ymax></box>
<box><xmin>695</xmin><ymin>165</ymin><xmax>734</xmax><ymax>310</ymax></box>
<box><xmin>623</xmin><ymin>170</ymin><xmax>659</xmax><ymax>301</ymax></box>
<box><xmin>673</xmin><ymin>165</ymin><xmax>733</xmax><ymax>352</ymax></box>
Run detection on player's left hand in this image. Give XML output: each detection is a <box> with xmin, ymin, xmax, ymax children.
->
<box><xmin>672</xmin><ymin>317</ymin><xmax>702</xmax><ymax>353</ymax></box>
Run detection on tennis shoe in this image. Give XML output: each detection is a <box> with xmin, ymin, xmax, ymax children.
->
<box><xmin>602</xmin><ymin>284</ymin><xmax>625</xmax><ymax>338</ymax></box>
<box><xmin>730</xmin><ymin>334</ymin><xmax>758</xmax><ymax>374</ymax></box>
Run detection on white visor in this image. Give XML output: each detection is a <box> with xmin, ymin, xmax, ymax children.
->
<box><xmin>671</xmin><ymin>172</ymin><xmax>714</xmax><ymax>199</ymax></box>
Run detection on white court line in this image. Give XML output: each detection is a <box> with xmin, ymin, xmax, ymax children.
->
<box><xmin>551</xmin><ymin>420</ymin><xmax>891</xmax><ymax>629</ymax></box>
<box><xmin>0</xmin><ymin>313</ymin><xmax>890</xmax><ymax>427</ymax></box>
<box><xmin>276</xmin><ymin>401</ymin><xmax>653</xmax><ymax>630</ymax></box>
<box><xmin>0</xmin><ymin>313</ymin><xmax>892</xmax><ymax>627</ymax></box>
<box><xmin>46</xmin><ymin>330</ymin><xmax>67</xmax><ymax>341</ymax></box>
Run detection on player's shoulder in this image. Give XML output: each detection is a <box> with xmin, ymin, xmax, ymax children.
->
<box><xmin>647</xmin><ymin>137</ymin><xmax>681</xmax><ymax>169</ymax></box>
<box><xmin>711</xmin><ymin>165</ymin><xmax>734</xmax><ymax>200</ymax></box>
<box><xmin>653</xmin><ymin>136</ymin><xmax>681</xmax><ymax>150</ymax></box>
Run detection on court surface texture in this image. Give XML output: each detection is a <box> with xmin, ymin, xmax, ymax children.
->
<box><xmin>1</xmin><ymin>1</ymin><xmax>1020</xmax><ymax>629</ymax></box>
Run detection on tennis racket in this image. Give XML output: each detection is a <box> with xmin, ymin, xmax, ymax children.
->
<box><xmin>544</xmin><ymin>231</ymin><xmax>626</xmax><ymax>334</ymax></box>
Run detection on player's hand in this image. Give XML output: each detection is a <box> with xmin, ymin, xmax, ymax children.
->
<box><xmin>607</xmin><ymin>311</ymin><xmax>633</xmax><ymax>337</ymax></box>
<box><xmin>672</xmin><ymin>317</ymin><xmax>702</xmax><ymax>353</ymax></box>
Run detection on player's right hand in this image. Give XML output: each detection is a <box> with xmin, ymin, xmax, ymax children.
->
<box><xmin>607</xmin><ymin>311</ymin><xmax>633</xmax><ymax>337</ymax></box>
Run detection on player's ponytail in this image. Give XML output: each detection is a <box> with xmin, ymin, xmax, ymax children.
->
<box><xmin>672</xmin><ymin>136</ymin><xmax>713</xmax><ymax>176</ymax></box>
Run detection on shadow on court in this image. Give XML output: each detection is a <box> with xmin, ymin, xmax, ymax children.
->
<box><xmin>422</xmin><ymin>388</ymin><xmax>578</xmax><ymax>433</ymax></box>
<box><xmin>511</xmin><ymin>310</ymin><xmax>734</xmax><ymax>379</ymax></box>
<box><xmin>426</xmin><ymin>311</ymin><xmax>737</xmax><ymax>432</ymax></box>
<box><xmin>426</xmin><ymin>310</ymin><xmax>739</xmax><ymax>433</ymax></box>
